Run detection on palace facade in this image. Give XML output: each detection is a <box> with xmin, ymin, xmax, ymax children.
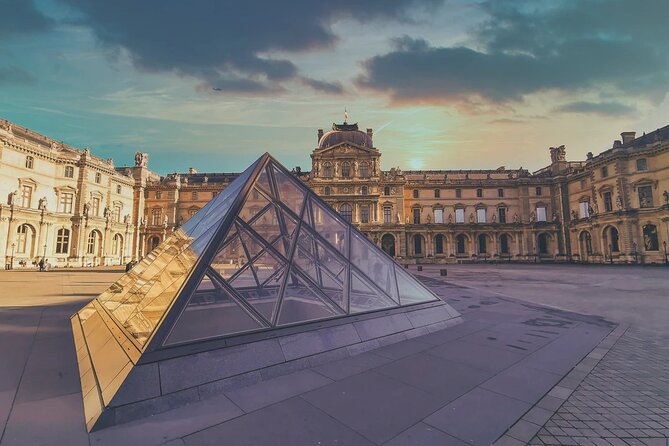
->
<box><xmin>2</xmin><ymin>117</ymin><xmax>668</xmax><ymax>267</ymax></box>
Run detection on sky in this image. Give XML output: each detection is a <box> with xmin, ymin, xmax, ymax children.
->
<box><xmin>1</xmin><ymin>0</ymin><xmax>668</xmax><ymax>174</ymax></box>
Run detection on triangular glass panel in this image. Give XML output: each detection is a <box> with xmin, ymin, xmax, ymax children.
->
<box><xmin>309</xmin><ymin>198</ymin><xmax>347</xmax><ymax>256</ymax></box>
<box><xmin>234</xmin><ymin>267</ymin><xmax>285</xmax><ymax>323</ymax></box>
<box><xmin>256</xmin><ymin>166</ymin><xmax>273</xmax><ymax>198</ymax></box>
<box><xmin>278</xmin><ymin>207</ymin><xmax>298</xmax><ymax>241</ymax></box>
<box><xmin>293</xmin><ymin>244</ymin><xmax>319</xmax><ymax>284</ymax></box>
<box><xmin>251</xmin><ymin>249</ymin><xmax>285</xmax><ymax>285</ymax></box>
<box><xmin>164</xmin><ymin>273</ymin><xmax>265</xmax><ymax>346</ymax></box>
<box><xmin>229</xmin><ymin>264</ymin><xmax>259</xmax><ymax>288</ymax></box>
<box><xmin>210</xmin><ymin>233</ymin><xmax>249</xmax><ymax>279</ymax></box>
<box><xmin>350</xmin><ymin>232</ymin><xmax>399</xmax><ymax>303</ymax></box>
<box><xmin>314</xmin><ymin>237</ymin><xmax>346</xmax><ymax>281</ymax></box>
<box><xmin>394</xmin><ymin>265</ymin><xmax>439</xmax><ymax>305</ymax></box>
<box><xmin>239</xmin><ymin>227</ymin><xmax>265</xmax><ymax>260</ymax></box>
<box><xmin>349</xmin><ymin>270</ymin><xmax>396</xmax><ymax>313</ymax></box>
<box><xmin>272</xmin><ymin>164</ymin><xmax>305</xmax><ymax>217</ymax></box>
<box><xmin>277</xmin><ymin>268</ymin><xmax>342</xmax><ymax>326</ymax></box>
<box><xmin>271</xmin><ymin>236</ymin><xmax>290</xmax><ymax>259</ymax></box>
<box><xmin>320</xmin><ymin>269</ymin><xmax>346</xmax><ymax>312</ymax></box>
<box><xmin>239</xmin><ymin>188</ymin><xmax>271</xmax><ymax>223</ymax></box>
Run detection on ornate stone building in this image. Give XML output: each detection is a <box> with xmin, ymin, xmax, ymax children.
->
<box><xmin>2</xmin><ymin>117</ymin><xmax>668</xmax><ymax>267</ymax></box>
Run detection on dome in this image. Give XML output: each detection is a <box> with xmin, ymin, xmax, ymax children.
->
<box><xmin>318</xmin><ymin>122</ymin><xmax>373</xmax><ymax>149</ymax></box>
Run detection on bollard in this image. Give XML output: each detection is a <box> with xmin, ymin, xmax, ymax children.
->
<box><xmin>440</xmin><ymin>269</ymin><xmax>447</xmax><ymax>276</ymax></box>
<box><xmin>417</xmin><ymin>265</ymin><xmax>423</xmax><ymax>271</ymax></box>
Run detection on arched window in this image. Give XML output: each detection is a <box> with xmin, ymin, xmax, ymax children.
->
<box><xmin>500</xmin><ymin>234</ymin><xmax>510</xmax><ymax>254</ymax></box>
<box><xmin>384</xmin><ymin>186</ymin><xmax>390</xmax><ymax>196</ymax></box>
<box><xmin>538</xmin><ymin>233</ymin><xmax>549</xmax><ymax>254</ymax></box>
<box><xmin>456</xmin><ymin>234</ymin><xmax>467</xmax><ymax>254</ymax></box>
<box><xmin>643</xmin><ymin>224</ymin><xmax>659</xmax><ymax>251</ymax></box>
<box><xmin>340</xmin><ymin>204</ymin><xmax>352</xmax><ymax>222</ymax></box>
<box><xmin>323</xmin><ymin>163</ymin><xmax>333</xmax><ymax>178</ymax></box>
<box><xmin>604</xmin><ymin>226</ymin><xmax>620</xmax><ymax>253</ymax></box>
<box><xmin>87</xmin><ymin>230</ymin><xmax>101</xmax><ymax>255</ymax></box>
<box><xmin>16</xmin><ymin>224</ymin><xmax>35</xmax><ymax>255</ymax></box>
<box><xmin>361</xmin><ymin>186</ymin><xmax>368</xmax><ymax>196</ymax></box>
<box><xmin>360</xmin><ymin>162</ymin><xmax>369</xmax><ymax>178</ymax></box>
<box><xmin>55</xmin><ymin>228</ymin><xmax>70</xmax><ymax>254</ymax></box>
<box><xmin>381</xmin><ymin>234</ymin><xmax>395</xmax><ymax>257</ymax></box>
<box><xmin>414</xmin><ymin>234</ymin><xmax>423</xmax><ymax>255</ymax></box>
<box><xmin>580</xmin><ymin>231</ymin><xmax>593</xmax><ymax>255</ymax></box>
<box><xmin>478</xmin><ymin>234</ymin><xmax>487</xmax><ymax>254</ymax></box>
<box><xmin>341</xmin><ymin>162</ymin><xmax>351</xmax><ymax>178</ymax></box>
<box><xmin>112</xmin><ymin>234</ymin><xmax>123</xmax><ymax>256</ymax></box>
<box><xmin>324</xmin><ymin>186</ymin><xmax>331</xmax><ymax>196</ymax></box>
<box><xmin>435</xmin><ymin>234</ymin><xmax>445</xmax><ymax>254</ymax></box>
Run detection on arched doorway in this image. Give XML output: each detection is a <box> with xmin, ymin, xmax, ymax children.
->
<box><xmin>381</xmin><ymin>234</ymin><xmax>396</xmax><ymax>257</ymax></box>
<box><xmin>602</xmin><ymin>226</ymin><xmax>620</xmax><ymax>255</ymax></box>
<box><xmin>456</xmin><ymin>234</ymin><xmax>467</xmax><ymax>255</ymax></box>
<box><xmin>478</xmin><ymin>234</ymin><xmax>487</xmax><ymax>255</ymax></box>
<box><xmin>16</xmin><ymin>224</ymin><xmax>36</xmax><ymax>258</ymax></box>
<box><xmin>579</xmin><ymin>231</ymin><xmax>592</xmax><ymax>261</ymax></box>
<box><xmin>413</xmin><ymin>234</ymin><xmax>424</xmax><ymax>256</ymax></box>
<box><xmin>434</xmin><ymin>234</ymin><xmax>445</xmax><ymax>255</ymax></box>
<box><xmin>538</xmin><ymin>233</ymin><xmax>549</xmax><ymax>255</ymax></box>
<box><xmin>112</xmin><ymin>234</ymin><xmax>124</xmax><ymax>263</ymax></box>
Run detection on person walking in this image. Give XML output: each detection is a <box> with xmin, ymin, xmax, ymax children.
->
<box><xmin>38</xmin><ymin>258</ymin><xmax>45</xmax><ymax>272</ymax></box>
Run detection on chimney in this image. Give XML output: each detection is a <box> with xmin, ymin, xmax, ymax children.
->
<box><xmin>317</xmin><ymin>129</ymin><xmax>324</xmax><ymax>143</ymax></box>
<box><xmin>621</xmin><ymin>132</ymin><xmax>636</xmax><ymax>144</ymax></box>
<box><xmin>586</xmin><ymin>152</ymin><xmax>593</xmax><ymax>160</ymax></box>
<box><xmin>613</xmin><ymin>140</ymin><xmax>622</xmax><ymax>148</ymax></box>
<box><xmin>366</xmin><ymin>128</ymin><xmax>373</xmax><ymax>137</ymax></box>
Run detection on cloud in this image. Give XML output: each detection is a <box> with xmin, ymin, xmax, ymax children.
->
<box><xmin>59</xmin><ymin>0</ymin><xmax>442</xmax><ymax>94</ymax></box>
<box><xmin>301</xmin><ymin>77</ymin><xmax>344</xmax><ymax>95</ymax></box>
<box><xmin>0</xmin><ymin>0</ymin><xmax>53</xmax><ymax>39</ymax></box>
<box><xmin>0</xmin><ymin>66</ymin><xmax>35</xmax><ymax>86</ymax></box>
<box><xmin>552</xmin><ymin>101</ymin><xmax>636</xmax><ymax>117</ymax></box>
<box><xmin>357</xmin><ymin>0</ymin><xmax>669</xmax><ymax>106</ymax></box>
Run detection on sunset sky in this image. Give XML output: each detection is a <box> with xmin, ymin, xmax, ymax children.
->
<box><xmin>1</xmin><ymin>0</ymin><xmax>668</xmax><ymax>174</ymax></box>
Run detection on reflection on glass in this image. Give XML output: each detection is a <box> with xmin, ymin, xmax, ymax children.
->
<box><xmin>277</xmin><ymin>268</ymin><xmax>342</xmax><ymax>326</ymax></box>
<box><xmin>349</xmin><ymin>271</ymin><xmax>395</xmax><ymax>313</ymax></box>
<box><xmin>350</xmin><ymin>232</ymin><xmax>398</xmax><ymax>302</ymax></box>
<box><xmin>310</xmin><ymin>198</ymin><xmax>347</xmax><ymax>255</ymax></box>
<box><xmin>272</xmin><ymin>165</ymin><xmax>305</xmax><ymax>217</ymax></box>
<box><xmin>394</xmin><ymin>265</ymin><xmax>438</xmax><ymax>304</ymax></box>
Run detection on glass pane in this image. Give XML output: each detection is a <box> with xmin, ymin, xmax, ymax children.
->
<box><xmin>272</xmin><ymin>236</ymin><xmax>290</xmax><ymax>259</ymax></box>
<box><xmin>350</xmin><ymin>232</ymin><xmax>398</xmax><ymax>302</ymax></box>
<box><xmin>314</xmin><ymin>237</ymin><xmax>345</xmax><ymax>281</ymax></box>
<box><xmin>252</xmin><ymin>249</ymin><xmax>284</xmax><ymax>284</ymax></box>
<box><xmin>278</xmin><ymin>207</ymin><xmax>298</xmax><ymax>240</ymax></box>
<box><xmin>277</xmin><ymin>268</ymin><xmax>342</xmax><ymax>326</ymax></box>
<box><xmin>210</xmin><ymin>233</ymin><xmax>249</xmax><ymax>279</ymax></box>
<box><xmin>272</xmin><ymin>164</ymin><xmax>305</xmax><ymax>217</ymax></box>
<box><xmin>309</xmin><ymin>198</ymin><xmax>347</xmax><ymax>255</ymax></box>
<box><xmin>256</xmin><ymin>166</ymin><xmax>273</xmax><ymax>198</ymax></box>
<box><xmin>239</xmin><ymin>189</ymin><xmax>271</xmax><ymax>223</ymax></box>
<box><xmin>234</xmin><ymin>267</ymin><xmax>284</xmax><ymax>323</ymax></box>
<box><xmin>250</xmin><ymin>205</ymin><xmax>281</xmax><ymax>245</ymax></box>
<box><xmin>320</xmin><ymin>269</ymin><xmax>346</xmax><ymax>312</ymax></box>
<box><xmin>239</xmin><ymin>227</ymin><xmax>265</xmax><ymax>260</ymax></box>
<box><xmin>395</xmin><ymin>265</ymin><xmax>438</xmax><ymax>305</ymax></box>
<box><xmin>349</xmin><ymin>271</ymin><xmax>396</xmax><ymax>314</ymax></box>
<box><xmin>229</xmin><ymin>264</ymin><xmax>258</xmax><ymax>288</ymax></box>
<box><xmin>294</xmin><ymin>245</ymin><xmax>318</xmax><ymax>283</ymax></box>
<box><xmin>164</xmin><ymin>274</ymin><xmax>264</xmax><ymax>345</ymax></box>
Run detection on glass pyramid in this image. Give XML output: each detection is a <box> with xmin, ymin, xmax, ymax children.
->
<box><xmin>72</xmin><ymin>152</ymin><xmax>448</xmax><ymax>432</ymax></box>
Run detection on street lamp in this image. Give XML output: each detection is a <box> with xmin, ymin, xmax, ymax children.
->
<box><xmin>663</xmin><ymin>241</ymin><xmax>668</xmax><ymax>265</ymax></box>
<box><xmin>10</xmin><ymin>243</ymin><xmax>15</xmax><ymax>270</ymax></box>
<box><xmin>632</xmin><ymin>242</ymin><xmax>638</xmax><ymax>264</ymax></box>
<box><xmin>609</xmin><ymin>244</ymin><xmax>613</xmax><ymax>265</ymax></box>
<box><xmin>43</xmin><ymin>244</ymin><xmax>47</xmax><ymax>259</ymax></box>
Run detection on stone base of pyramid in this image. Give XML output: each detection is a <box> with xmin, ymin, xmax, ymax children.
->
<box><xmin>73</xmin><ymin>299</ymin><xmax>460</xmax><ymax>430</ymax></box>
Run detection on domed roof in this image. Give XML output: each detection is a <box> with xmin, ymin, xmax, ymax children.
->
<box><xmin>318</xmin><ymin>122</ymin><xmax>373</xmax><ymax>149</ymax></box>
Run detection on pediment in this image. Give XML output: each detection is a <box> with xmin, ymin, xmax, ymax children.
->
<box><xmin>314</xmin><ymin>143</ymin><xmax>376</xmax><ymax>157</ymax></box>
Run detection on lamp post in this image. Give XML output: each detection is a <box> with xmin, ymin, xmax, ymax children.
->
<box><xmin>10</xmin><ymin>243</ymin><xmax>15</xmax><ymax>270</ymax></box>
<box><xmin>663</xmin><ymin>241</ymin><xmax>668</xmax><ymax>265</ymax></box>
<box><xmin>632</xmin><ymin>242</ymin><xmax>638</xmax><ymax>264</ymax></box>
<box><xmin>43</xmin><ymin>244</ymin><xmax>47</xmax><ymax>260</ymax></box>
<box><xmin>609</xmin><ymin>244</ymin><xmax>613</xmax><ymax>265</ymax></box>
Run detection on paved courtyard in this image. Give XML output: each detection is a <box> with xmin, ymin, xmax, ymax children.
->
<box><xmin>0</xmin><ymin>264</ymin><xmax>667</xmax><ymax>445</ymax></box>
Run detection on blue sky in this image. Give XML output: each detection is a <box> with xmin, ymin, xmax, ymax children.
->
<box><xmin>1</xmin><ymin>0</ymin><xmax>668</xmax><ymax>174</ymax></box>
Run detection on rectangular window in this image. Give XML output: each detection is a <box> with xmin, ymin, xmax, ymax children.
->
<box><xmin>383</xmin><ymin>207</ymin><xmax>391</xmax><ymax>224</ymax></box>
<box><xmin>536</xmin><ymin>206</ymin><xmax>547</xmax><ymax>222</ymax></box>
<box><xmin>536</xmin><ymin>186</ymin><xmax>542</xmax><ymax>196</ymax></box>
<box><xmin>455</xmin><ymin>188</ymin><xmax>462</xmax><ymax>198</ymax></box>
<box><xmin>579</xmin><ymin>201</ymin><xmax>590</xmax><ymax>219</ymax></box>
<box><xmin>21</xmin><ymin>185</ymin><xmax>32</xmax><ymax>208</ymax></box>
<box><xmin>498</xmin><ymin>207</ymin><xmax>506</xmax><ymax>223</ymax></box>
<box><xmin>25</xmin><ymin>156</ymin><xmax>34</xmax><ymax>169</ymax></box>
<box><xmin>64</xmin><ymin>166</ymin><xmax>74</xmax><ymax>178</ymax></box>
<box><xmin>476</xmin><ymin>188</ymin><xmax>483</xmax><ymax>198</ymax></box>
<box><xmin>580</xmin><ymin>180</ymin><xmax>587</xmax><ymax>190</ymax></box>
<box><xmin>434</xmin><ymin>189</ymin><xmax>440</xmax><ymax>198</ymax></box>
<box><xmin>434</xmin><ymin>209</ymin><xmax>444</xmax><ymax>224</ymax></box>
<box><xmin>476</xmin><ymin>208</ymin><xmax>486</xmax><ymax>223</ymax></box>
<box><xmin>636</xmin><ymin>158</ymin><xmax>647</xmax><ymax>171</ymax></box>
<box><xmin>92</xmin><ymin>197</ymin><xmax>100</xmax><ymax>217</ymax></box>
<box><xmin>155</xmin><ymin>191</ymin><xmax>162</xmax><ymax>199</ymax></box>
<box><xmin>413</xmin><ymin>208</ymin><xmax>420</xmax><ymax>224</ymax></box>
<box><xmin>113</xmin><ymin>205</ymin><xmax>122</xmax><ymax>222</ymax></box>
<box><xmin>638</xmin><ymin>186</ymin><xmax>653</xmax><ymax>208</ymax></box>
<box><xmin>95</xmin><ymin>172</ymin><xmax>101</xmax><ymax>184</ymax></box>
<box><xmin>361</xmin><ymin>206</ymin><xmax>369</xmax><ymax>224</ymax></box>
<box><xmin>116</xmin><ymin>185</ymin><xmax>122</xmax><ymax>194</ymax></box>
<box><xmin>55</xmin><ymin>229</ymin><xmax>70</xmax><ymax>254</ymax></box>
<box><xmin>59</xmin><ymin>193</ymin><xmax>74</xmax><ymax>213</ymax></box>
<box><xmin>601</xmin><ymin>166</ymin><xmax>608</xmax><ymax>178</ymax></box>
<box><xmin>413</xmin><ymin>189</ymin><xmax>419</xmax><ymax>198</ymax></box>
<box><xmin>152</xmin><ymin>208</ymin><xmax>162</xmax><ymax>225</ymax></box>
<box><xmin>192</xmin><ymin>191</ymin><xmax>198</xmax><ymax>200</ymax></box>
<box><xmin>603</xmin><ymin>192</ymin><xmax>613</xmax><ymax>212</ymax></box>
<box><xmin>498</xmin><ymin>188</ymin><xmax>504</xmax><ymax>198</ymax></box>
<box><xmin>455</xmin><ymin>208</ymin><xmax>465</xmax><ymax>223</ymax></box>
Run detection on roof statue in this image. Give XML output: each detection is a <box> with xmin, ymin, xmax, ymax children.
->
<box><xmin>71</xmin><ymin>153</ymin><xmax>459</xmax><ymax>431</ymax></box>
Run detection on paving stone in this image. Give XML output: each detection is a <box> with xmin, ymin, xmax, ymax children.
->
<box><xmin>312</xmin><ymin>351</ymin><xmax>391</xmax><ymax>381</ymax></box>
<box><xmin>428</xmin><ymin>339</ymin><xmax>526</xmax><ymax>372</ymax></box>
<box><xmin>480</xmin><ymin>362</ymin><xmax>562</xmax><ymax>404</ymax></box>
<box><xmin>384</xmin><ymin>422</ymin><xmax>470</xmax><ymax>446</ymax></box>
